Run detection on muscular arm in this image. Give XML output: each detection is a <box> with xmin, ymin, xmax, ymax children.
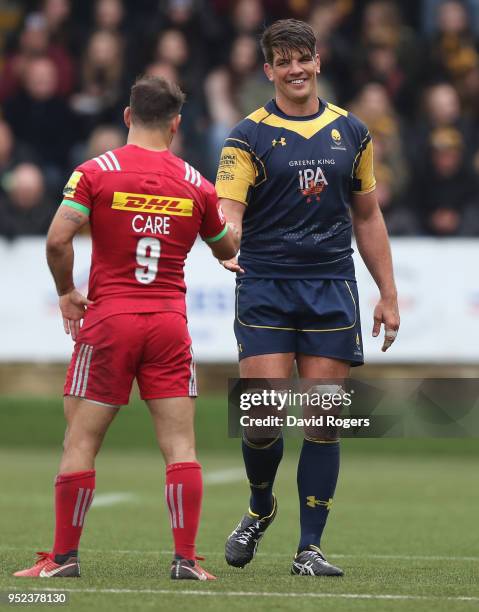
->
<box><xmin>220</xmin><ymin>199</ymin><xmax>246</xmax><ymax>242</ymax></box>
<box><xmin>46</xmin><ymin>206</ymin><xmax>88</xmax><ymax>295</ymax></box>
<box><xmin>46</xmin><ymin>204</ymin><xmax>91</xmax><ymax>339</ymax></box>
<box><xmin>207</xmin><ymin>221</ymin><xmax>241</xmax><ymax>261</ymax></box>
<box><xmin>351</xmin><ymin>190</ymin><xmax>400</xmax><ymax>351</ymax></box>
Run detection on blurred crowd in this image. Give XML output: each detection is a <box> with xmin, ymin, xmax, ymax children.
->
<box><xmin>1</xmin><ymin>0</ymin><xmax>479</xmax><ymax>239</ymax></box>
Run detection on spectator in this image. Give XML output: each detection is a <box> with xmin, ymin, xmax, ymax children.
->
<box><xmin>413</xmin><ymin>127</ymin><xmax>479</xmax><ymax>236</ymax></box>
<box><xmin>428</xmin><ymin>0</ymin><xmax>479</xmax><ymax>86</ymax></box>
<box><xmin>373</xmin><ymin>162</ymin><xmax>419</xmax><ymax>235</ymax></box>
<box><xmin>351</xmin><ymin>82</ymin><xmax>409</xmax><ymax>196</ymax></box>
<box><xmin>351</xmin><ymin>82</ymin><xmax>415</xmax><ymax>234</ymax></box>
<box><xmin>70</xmin><ymin>124</ymin><xmax>126</xmax><ymax>168</ymax></box>
<box><xmin>0</xmin><ymin>122</ymin><xmax>15</xmax><ymax>180</ymax></box>
<box><xmin>0</xmin><ymin>120</ymin><xmax>36</xmax><ymax>182</ymax></box>
<box><xmin>41</xmin><ymin>0</ymin><xmax>76</xmax><ymax>50</ymax></box>
<box><xmin>152</xmin><ymin>28</ymin><xmax>201</xmax><ymax>94</ymax></box>
<box><xmin>3</xmin><ymin>56</ymin><xmax>75</xmax><ymax>188</ymax></box>
<box><xmin>0</xmin><ymin>11</ymin><xmax>74</xmax><ymax>102</ymax></box>
<box><xmin>156</xmin><ymin>0</ymin><xmax>222</xmax><ymax>63</ymax></box>
<box><xmin>423</xmin><ymin>0</ymin><xmax>479</xmax><ymax>36</ymax></box>
<box><xmin>231</xmin><ymin>0</ymin><xmax>265</xmax><ymax>36</ymax></box>
<box><xmin>204</xmin><ymin>34</ymin><xmax>273</xmax><ymax>178</ymax></box>
<box><xmin>411</xmin><ymin>82</ymin><xmax>477</xmax><ymax>165</ymax></box>
<box><xmin>150</xmin><ymin>28</ymin><xmax>204</xmax><ymax>153</ymax></box>
<box><xmin>94</xmin><ymin>0</ymin><xmax>125</xmax><ymax>31</ymax></box>
<box><xmin>355</xmin><ymin>3</ymin><xmax>421</xmax><ymax>115</ymax></box>
<box><xmin>70</xmin><ymin>29</ymin><xmax>125</xmax><ymax>130</ymax></box>
<box><xmin>0</xmin><ymin>163</ymin><xmax>54</xmax><ymax>239</ymax></box>
<box><xmin>308</xmin><ymin>1</ymin><xmax>354</xmax><ymax>103</ymax></box>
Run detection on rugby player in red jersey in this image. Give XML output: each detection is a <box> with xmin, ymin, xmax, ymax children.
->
<box><xmin>14</xmin><ymin>76</ymin><xmax>238</xmax><ymax>580</ymax></box>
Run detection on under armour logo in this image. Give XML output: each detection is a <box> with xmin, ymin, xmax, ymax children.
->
<box><xmin>306</xmin><ymin>496</ymin><xmax>333</xmax><ymax>510</ymax></box>
<box><xmin>272</xmin><ymin>137</ymin><xmax>286</xmax><ymax>147</ymax></box>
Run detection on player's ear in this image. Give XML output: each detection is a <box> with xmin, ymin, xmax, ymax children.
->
<box><xmin>171</xmin><ymin>114</ymin><xmax>181</xmax><ymax>134</ymax></box>
<box><xmin>264</xmin><ymin>62</ymin><xmax>274</xmax><ymax>82</ymax></box>
<box><xmin>124</xmin><ymin>107</ymin><xmax>131</xmax><ymax>128</ymax></box>
<box><xmin>315</xmin><ymin>54</ymin><xmax>321</xmax><ymax>74</ymax></box>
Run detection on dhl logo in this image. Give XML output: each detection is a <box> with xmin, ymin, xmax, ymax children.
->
<box><xmin>112</xmin><ymin>192</ymin><xmax>194</xmax><ymax>216</ymax></box>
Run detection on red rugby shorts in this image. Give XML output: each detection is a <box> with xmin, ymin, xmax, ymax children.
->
<box><xmin>64</xmin><ymin>312</ymin><xmax>197</xmax><ymax>405</ymax></box>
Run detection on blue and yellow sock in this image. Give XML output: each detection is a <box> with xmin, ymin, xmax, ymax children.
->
<box><xmin>242</xmin><ymin>435</ymin><xmax>283</xmax><ymax>517</ymax></box>
<box><xmin>297</xmin><ymin>438</ymin><xmax>340</xmax><ymax>551</ymax></box>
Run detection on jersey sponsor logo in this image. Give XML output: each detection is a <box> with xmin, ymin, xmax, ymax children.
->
<box><xmin>219</xmin><ymin>153</ymin><xmax>237</xmax><ymax>169</ymax></box>
<box><xmin>112</xmin><ymin>192</ymin><xmax>194</xmax><ymax>216</ymax></box>
<box><xmin>217</xmin><ymin>170</ymin><xmax>235</xmax><ymax>181</ymax></box>
<box><xmin>217</xmin><ymin>154</ymin><xmax>237</xmax><ymax>181</ymax></box>
<box><xmin>298</xmin><ymin>167</ymin><xmax>328</xmax><ymax>203</ymax></box>
<box><xmin>63</xmin><ymin>171</ymin><xmax>83</xmax><ymax>197</ymax></box>
<box><xmin>289</xmin><ymin>159</ymin><xmax>335</xmax><ymax>166</ymax></box>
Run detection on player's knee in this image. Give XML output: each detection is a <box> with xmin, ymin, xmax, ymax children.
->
<box><xmin>63</xmin><ymin>430</ymin><xmax>103</xmax><ymax>456</ymax></box>
<box><xmin>160</xmin><ymin>437</ymin><xmax>196</xmax><ymax>464</ymax></box>
<box><xmin>243</xmin><ymin>431</ymin><xmax>282</xmax><ymax>448</ymax></box>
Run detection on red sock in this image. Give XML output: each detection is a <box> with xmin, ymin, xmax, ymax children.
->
<box><xmin>165</xmin><ymin>462</ymin><xmax>202</xmax><ymax>560</ymax></box>
<box><xmin>53</xmin><ymin>470</ymin><xmax>96</xmax><ymax>557</ymax></box>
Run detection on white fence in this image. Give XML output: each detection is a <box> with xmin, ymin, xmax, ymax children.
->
<box><xmin>1</xmin><ymin>237</ymin><xmax>478</xmax><ymax>363</ymax></box>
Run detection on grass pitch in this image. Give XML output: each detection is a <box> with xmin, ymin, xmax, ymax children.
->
<box><xmin>0</xmin><ymin>396</ymin><xmax>478</xmax><ymax>611</ymax></box>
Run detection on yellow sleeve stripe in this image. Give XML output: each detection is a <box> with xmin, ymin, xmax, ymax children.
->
<box><xmin>351</xmin><ymin>133</ymin><xmax>371</xmax><ymax>177</ymax></box>
<box><xmin>352</xmin><ymin>137</ymin><xmax>376</xmax><ymax>193</ymax></box>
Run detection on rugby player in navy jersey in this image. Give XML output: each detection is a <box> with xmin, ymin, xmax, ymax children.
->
<box><xmin>215</xmin><ymin>19</ymin><xmax>400</xmax><ymax>576</ymax></box>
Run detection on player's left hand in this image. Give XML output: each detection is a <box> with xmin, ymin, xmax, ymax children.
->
<box><xmin>372</xmin><ymin>295</ymin><xmax>400</xmax><ymax>352</ymax></box>
<box><xmin>59</xmin><ymin>289</ymin><xmax>94</xmax><ymax>341</ymax></box>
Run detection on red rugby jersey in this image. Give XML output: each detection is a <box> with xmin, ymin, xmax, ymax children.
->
<box><xmin>62</xmin><ymin>145</ymin><xmax>226</xmax><ymax>317</ymax></box>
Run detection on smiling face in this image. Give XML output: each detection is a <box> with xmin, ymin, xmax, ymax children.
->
<box><xmin>264</xmin><ymin>47</ymin><xmax>320</xmax><ymax>110</ymax></box>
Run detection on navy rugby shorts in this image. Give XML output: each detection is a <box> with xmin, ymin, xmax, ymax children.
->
<box><xmin>234</xmin><ymin>278</ymin><xmax>364</xmax><ymax>366</ymax></box>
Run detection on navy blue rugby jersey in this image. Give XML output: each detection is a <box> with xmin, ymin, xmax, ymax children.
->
<box><xmin>215</xmin><ymin>99</ymin><xmax>376</xmax><ymax>280</ymax></box>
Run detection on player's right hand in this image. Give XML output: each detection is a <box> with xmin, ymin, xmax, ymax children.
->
<box><xmin>220</xmin><ymin>257</ymin><xmax>245</xmax><ymax>274</ymax></box>
<box><xmin>59</xmin><ymin>289</ymin><xmax>94</xmax><ymax>341</ymax></box>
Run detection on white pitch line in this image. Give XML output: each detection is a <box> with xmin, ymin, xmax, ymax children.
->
<box><xmin>2</xmin><ymin>545</ymin><xmax>478</xmax><ymax>562</ymax></box>
<box><xmin>6</xmin><ymin>587</ymin><xmax>479</xmax><ymax>603</ymax></box>
<box><xmin>203</xmin><ymin>468</ymin><xmax>245</xmax><ymax>485</ymax></box>
<box><xmin>91</xmin><ymin>493</ymin><xmax>137</xmax><ymax>508</ymax></box>
<box><xmin>95</xmin><ymin>551</ymin><xmax>479</xmax><ymax>563</ymax></box>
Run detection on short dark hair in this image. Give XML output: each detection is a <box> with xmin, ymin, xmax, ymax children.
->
<box><xmin>260</xmin><ymin>19</ymin><xmax>316</xmax><ymax>65</ymax></box>
<box><xmin>129</xmin><ymin>75</ymin><xmax>185</xmax><ymax>128</ymax></box>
